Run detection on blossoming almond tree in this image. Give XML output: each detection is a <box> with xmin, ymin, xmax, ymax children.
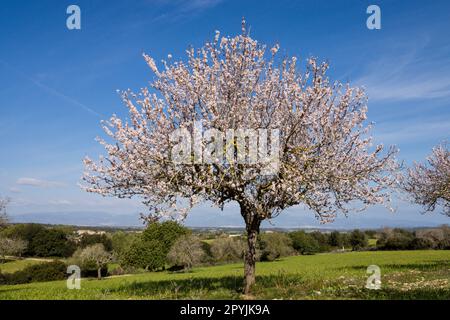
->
<box><xmin>405</xmin><ymin>143</ymin><xmax>449</xmax><ymax>216</ymax></box>
<box><xmin>83</xmin><ymin>20</ymin><xmax>399</xmax><ymax>294</ymax></box>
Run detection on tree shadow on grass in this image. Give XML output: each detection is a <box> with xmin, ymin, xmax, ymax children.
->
<box><xmin>109</xmin><ymin>273</ymin><xmax>305</xmax><ymax>298</ymax></box>
<box><xmin>341</xmin><ymin>286</ymin><xmax>450</xmax><ymax>300</ymax></box>
<box><xmin>342</xmin><ymin>260</ymin><xmax>450</xmax><ymax>272</ymax></box>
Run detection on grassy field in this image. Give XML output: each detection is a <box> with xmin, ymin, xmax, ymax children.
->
<box><xmin>0</xmin><ymin>250</ymin><xmax>449</xmax><ymax>300</ymax></box>
<box><xmin>0</xmin><ymin>258</ymin><xmax>47</xmax><ymax>274</ymax></box>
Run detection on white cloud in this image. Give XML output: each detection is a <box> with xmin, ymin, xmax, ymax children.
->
<box><xmin>16</xmin><ymin>177</ymin><xmax>66</xmax><ymax>188</ymax></box>
<box><xmin>9</xmin><ymin>187</ymin><xmax>21</xmax><ymax>193</ymax></box>
<box><xmin>48</xmin><ymin>200</ymin><xmax>72</xmax><ymax>206</ymax></box>
<box><xmin>354</xmin><ymin>37</ymin><xmax>450</xmax><ymax>102</ymax></box>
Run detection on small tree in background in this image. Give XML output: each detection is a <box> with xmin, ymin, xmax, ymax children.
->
<box><xmin>405</xmin><ymin>143</ymin><xmax>449</xmax><ymax>216</ymax></box>
<box><xmin>328</xmin><ymin>231</ymin><xmax>343</xmax><ymax>248</ymax></box>
<box><xmin>120</xmin><ymin>238</ymin><xmax>164</xmax><ymax>271</ymax></box>
<box><xmin>79</xmin><ymin>244</ymin><xmax>112</xmax><ymax>279</ymax></box>
<box><xmin>167</xmin><ymin>235</ymin><xmax>205</xmax><ymax>270</ymax></box>
<box><xmin>83</xmin><ymin>20</ymin><xmax>399</xmax><ymax>293</ymax></box>
<box><xmin>210</xmin><ymin>237</ymin><xmax>245</xmax><ymax>263</ymax></box>
<box><xmin>289</xmin><ymin>231</ymin><xmax>320</xmax><ymax>255</ymax></box>
<box><xmin>0</xmin><ymin>197</ymin><xmax>10</xmax><ymax>229</ymax></box>
<box><xmin>349</xmin><ymin>230</ymin><xmax>368</xmax><ymax>251</ymax></box>
<box><xmin>80</xmin><ymin>234</ymin><xmax>113</xmax><ymax>252</ymax></box>
<box><xmin>0</xmin><ymin>237</ymin><xmax>27</xmax><ymax>262</ymax></box>
<box><xmin>259</xmin><ymin>232</ymin><xmax>294</xmax><ymax>261</ymax></box>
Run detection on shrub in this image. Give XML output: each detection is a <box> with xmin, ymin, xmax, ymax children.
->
<box><xmin>29</xmin><ymin>229</ymin><xmax>76</xmax><ymax>257</ymax></box>
<box><xmin>120</xmin><ymin>221</ymin><xmax>190</xmax><ymax>271</ymax></box>
<box><xmin>0</xmin><ymin>260</ymin><xmax>66</xmax><ymax>285</ymax></box>
<box><xmin>79</xmin><ymin>234</ymin><xmax>113</xmax><ymax>252</ymax></box>
<box><xmin>167</xmin><ymin>235</ymin><xmax>205</xmax><ymax>270</ymax></box>
<box><xmin>111</xmin><ymin>231</ymin><xmax>137</xmax><ymax>259</ymax></box>
<box><xmin>289</xmin><ymin>231</ymin><xmax>320</xmax><ymax>255</ymax></box>
<box><xmin>259</xmin><ymin>232</ymin><xmax>294</xmax><ymax>261</ymax></box>
<box><xmin>349</xmin><ymin>230</ymin><xmax>368</xmax><ymax>250</ymax></box>
<box><xmin>210</xmin><ymin>237</ymin><xmax>245</xmax><ymax>263</ymax></box>
<box><xmin>376</xmin><ymin>228</ymin><xmax>414</xmax><ymax>250</ymax></box>
<box><xmin>121</xmin><ymin>238</ymin><xmax>166</xmax><ymax>271</ymax></box>
<box><xmin>0</xmin><ymin>237</ymin><xmax>27</xmax><ymax>260</ymax></box>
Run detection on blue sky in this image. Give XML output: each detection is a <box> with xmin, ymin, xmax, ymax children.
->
<box><xmin>0</xmin><ymin>0</ymin><xmax>449</xmax><ymax>228</ymax></box>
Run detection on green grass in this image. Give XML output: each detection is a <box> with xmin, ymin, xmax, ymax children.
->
<box><xmin>0</xmin><ymin>250</ymin><xmax>449</xmax><ymax>300</ymax></box>
<box><xmin>0</xmin><ymin>259</ymin><xmax>46</xmax><ymax>274</ymax></box>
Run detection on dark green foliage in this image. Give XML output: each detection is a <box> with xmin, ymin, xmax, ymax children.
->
<box><xmin>1</xmin><ymin>224</ymin><xmax>75</xmax><ymax>257</ymax></box>
<box><xmin>29</xmin><ymin>229</ymin><xmax>76</xmax><ymax>257</ymax></box>
<box><xmin>141</xmin><ymin>221</ymin><xmax>190</xmax><ymax>251</ymax></box>
<box><xmin>121</xmin><ymin>238</ymin><xmax>166</xmax><ymax>270</ymax></box>
<box><xmin>376</xmin><ymin>228</ymin><xmax>415</xmax><ymax>250</ymax></box>
<box><xmin>80</xmin><ymin>234</ymin><xmax>113</xmax><ymax>251</ymax></box>
<box><xmin>259</xmin><ymin>232</ymin><xmax>294</xmax><ymax>261</ymax></box>
<box><xmin>0</xmin><ymin>261</ymin><xmax>66</xmax><ymax>285</ymax></box>
<box><xmin>328</xmin><ymin>231</ymin><xmax>343</xmax><ymax>248</ymax></box>
<box><xmin>349</xmin><ymin>229</ymin><xmax>368</xmax><ymax>250</ymax></box>
<box><xmin>120</xmin><ymin>221</ymin><xmax>190</xmax><ymax>271</ymax></box>
<box><xmin>111</xmin><ymin>231</ymin><xmax>137</xmax><ymax>258</ymax></box>
<box><xmin>309</xmin><ymin>231</ymin><xmax>331</xmax><ymax>252</ymax></box>
<box><xmin>289</xmin><ymin>231</ymin><xmax>320</xmax><ymax>255</ymax></box>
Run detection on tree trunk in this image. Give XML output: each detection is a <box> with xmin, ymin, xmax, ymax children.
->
<box><xmin>97</xmin><ymin>267</ymin><xmax>102</xmax><ymax>280</ymax></box>
<box><xmin>243</xmin><ymin>227</ymin><xmax>259</xmax><ymax>294</ymax></box>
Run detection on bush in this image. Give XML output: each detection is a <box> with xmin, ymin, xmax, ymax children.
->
<box><xmin>309</xmin><ymin>231</ymin><xmax>331</xmax><ymax>252</ymax></box>
<box><xmin>2</xmin><ymin>224</ymin><xmax>76</xmax><ymax>257</ymax></box>
<box><xmin>210</xmin><ymin>237</ymin><xmax>245</xmax><ymax>263</ymax></box>
<box><xmin>29</xmin><ymin>229</ymin><xmax>76</xmax><ymax>257</ymax></box>
<box><xmin>376</xmin><ymin>228</ymin><xmax>414</xmax><ymax>250</ymax></box>
<box><xmin>120</xmin><ymin>221</ymin><xmax>190</xmax><ymax>271</ymax></box>
<box><xmin>167</xmin><ymin>235</ymin><xmax>205</xmax><ymax>270</ymax></box>
<box><xmin>0</xmin><ymin>260</ymin><xmax>67</xmax><ymax>285</ymax></box>
<box><xmin>259</xmin><ymin>232</ymin><xmax>294</xmax><ymax>261</ymax></box>
<box><xmin>79</xmin><ymin>234</ymin><xmax>113</xmax><ymax>252</ymax></box>
<box><xmin>289</xmin><ymin>231</ymin><xmax>320</xmax><ymax>255</ymax></box>
<box><xmin>111</xmin><ymin>231</ymin><xmax>137</xmax><ymax>259</ymax></box>
<box><xmin>349</xmin><ymin>230</ymin><xmax>368</xmax><ymax>251</ymax></box>
<box><xmin>121</xmin><ymin>238</ymin><xmax>166</xmax><ymax>271</ymax></box>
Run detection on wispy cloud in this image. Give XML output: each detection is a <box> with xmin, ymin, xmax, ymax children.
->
<box><xmin>16</xmin><ymin>178</ymin><xmax>66</xmax><ymax>188</ymax></box>
<box><xmin>151</xmin><ymin>0</ymin><xmax>223</xmax><ymax>22</ymax></box>
<box><xmin>0</xmin><ymin>59</ymin><xmax>103</xmax><ymax>117</ymax></box>
<box><xmin>9</xmin><ymin>187</ymin><xmax>21</xmax><ymax>193</ymax></box>
<box><xmin>48</xmin><ymin>200</ymin><xmax>72</xmax><ymax>206</ymax></box>
<box><xmin>355</xmin><ymin>38</ymin><xmax>450</xmax><ymax>102</ymax></box>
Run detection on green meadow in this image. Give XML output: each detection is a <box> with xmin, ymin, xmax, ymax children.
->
<box><xmin>0</xmin><ymin>250</ymin><xmax>449</xmax><ymax>300</ymax></box>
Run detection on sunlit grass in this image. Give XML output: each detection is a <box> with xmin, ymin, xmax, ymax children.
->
<box><xmin>0</xmin><ymin>250</ymin><xmax>448</xmax><ymax>300</ymax></box>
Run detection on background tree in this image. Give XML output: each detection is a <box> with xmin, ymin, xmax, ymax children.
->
<box><xmin>29</xmin><ymin>228</ymin><xmax>76</xmax><ymax>258</ymax></box>
<box><xmin>404</xmin><ymin>143</ymin><xmax>449</xmax><ymax>216</ymax></box>
<box><xmin>121</xmin><ymin>237</ymin><xmax>166</xmax><ymax>271</ymax></box>
<box><xmin>120</xmin><ymin>221</ymin><xmax>191</xmax><ymax>271</ymax></box>
<box><xmin>0</xmin><ymin>237</ymin><xmax>27</xmax><ymax>262</ymax></box>
<box><xmin>259</xmin><ymin>232</ymin><xmax>294</xmax><ymax>261</ymax></box>
<box><xmin>210</xmin><ymin>237</ymin><xmax>245</xmax><ymax>263</ymax></box>
<box><xmin>328</xmin><ymin>231</ymin><xmax>343</xmax><ymax>248</ymax></box>
<box><xmin>0</xmin><ymin>197</ymin><xmax>9</xmax><ymax>229</ymax></box>
<box><xmin>289</xmin><ymin>231</ymin><xmax>320</xmax><ymax>255</ymax></box>
<box><xmin>79</xmin><ymin>244</ymin><xmax>112</xmax><ymax>279</ymax></box>
<box><xmin>83</xmin><ymin>20</ymin><xmax>399</xmax><ymax>293</ymax></box>
<box><xmin>80</xmin><ymin>234</ymin><xmax>113</xmax><ymax>252</ymax></box>
<box><xmin>167</xmin><ymin>234</ymin><xmax>205</xmax><ymax>270</ymax></box>
<box><xmin>111</xmin><ymin>231</ymin><xmax>138</xmax><ymax>261</ymax></box>
<box><xmin>349</xmin><ymin>229</ymin><xmax>368</xmax><ymax>251</ymax></box>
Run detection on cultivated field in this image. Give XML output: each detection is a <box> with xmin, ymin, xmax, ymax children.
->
<box><xmin>0</xmin><ymin>250</ymin><xmax>449</xmax><ymax>300</ymax></box>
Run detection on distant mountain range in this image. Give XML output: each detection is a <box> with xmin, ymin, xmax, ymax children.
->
<box><xmin>9</xmin><ymin>210</ymin><xmax>449</xmax><ymax>230</ymax></box>
<box><xmin>10</xmin><ymin>211</ymin><xmax>144</xmax><ymax>228</ymax></box>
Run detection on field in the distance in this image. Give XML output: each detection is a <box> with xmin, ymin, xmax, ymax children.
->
<box><xmin>0</xmin><ymin>250</ymin><xmax>449</xmax><ymax>300</ymax></box>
